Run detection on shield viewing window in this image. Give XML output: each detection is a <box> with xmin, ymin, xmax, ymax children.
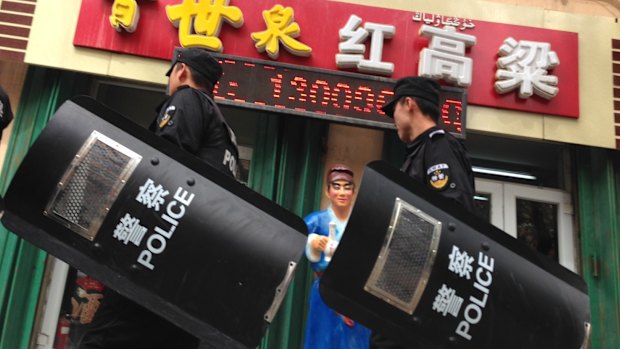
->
<box><xmin>365</xmin><ymin>198</ymin><xmax>442</xmax><ymax>314</ymax></box>
<box><xmin>45</xmin><ymin>131</ymin><xmax>142</xmax><ymax>241</ymax></box>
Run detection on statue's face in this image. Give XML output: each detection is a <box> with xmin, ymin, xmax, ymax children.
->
<box><xmin>327</xmin><ymin>180</ymin><xmax>355</xmax><ymax>210</ymax></box>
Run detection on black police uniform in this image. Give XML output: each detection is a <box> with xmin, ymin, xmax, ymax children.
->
<box><xmin>151</xmin><ymin>85</ymin><xmax>239</xmax><ymax>179</ymax></box>
<box><xmin>370</xmin><ymin>126</ymin><xmax>475</xmax><ymax>349</ymax></box>
<box><xmin>401</xmin><ymin>126</ymin><xmax>475</xmax><ymax>212</ymax></box>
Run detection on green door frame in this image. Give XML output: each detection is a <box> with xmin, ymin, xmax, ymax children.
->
<box><xmin>576</xmin><ymin>146</ymin><xmax>620</xmax><ymax>349</ymax></box>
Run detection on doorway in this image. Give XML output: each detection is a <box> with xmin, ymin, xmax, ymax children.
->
<box><xmin>474</xmin><ymin>178</ymin><xmax>576</xmax><ymax>272</ymax></box>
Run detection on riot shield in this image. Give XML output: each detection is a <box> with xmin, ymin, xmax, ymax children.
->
<box><xmin>0</xmin><ymin>96</ymin><xmax>308</xmax><ymax>349</ymax></box>
<box><xmin>320</xmin><ymin>161</ymin><xmax>591</xmax><ymax>349</ymax></box>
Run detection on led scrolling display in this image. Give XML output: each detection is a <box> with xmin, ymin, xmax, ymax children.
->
<box><xmin>213</xmin><ymin>55</ymin><xmax>467</xmax><ymax>137</ymax></box>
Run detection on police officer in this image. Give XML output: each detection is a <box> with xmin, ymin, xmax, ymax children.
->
<box><xmin>370</xmin><ymin>76</ymin><xmax>476</xmax><ymax>349</ymax></box>
<box><xmin>152</xmin><ymin>47</ymin><xmax>240</xmax><ymax>179</ymax></box>
<box><xmin>382</xmin><ymin>76</ymin><xmax>475</xmax><ymax>211</ymax></box>
<box><xmin>76</xmin><ymin>48</ymin><xmax>239</xmax><ymax>349</ymax></box>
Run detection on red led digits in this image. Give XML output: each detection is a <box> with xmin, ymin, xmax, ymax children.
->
<box><xmin>289</xmin><ymin>76</ymin><xmax>307</xmax><ymax>102</ymax></box>
<box><xmin>442</xmin><ymin>99</ymin><xmax>463</xmax><ymax>132</ymax></box>
<box><xmin>213</xmin><ymin>55</ymin><xmax>465</xmax><ymax>136</ymax></box>
<box><xmin>271</xmin><ymin>73</ymin><xmax>283</xmax><ymax>98</ymax></box>
<box><xmin>286</xmin><ymin>77</ymin><xmax>379</xmax><ymax>114</ymax></box>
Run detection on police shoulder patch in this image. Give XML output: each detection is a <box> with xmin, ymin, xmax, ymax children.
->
<box><xmin>159</xmin><ymin>105</ymin><xmax>177</xmax><ymax>128</ymax></box>
<box><xmin>427</xmin><ymin>163</ymin><xmax>450</xmax><ymax>190</ymax></box>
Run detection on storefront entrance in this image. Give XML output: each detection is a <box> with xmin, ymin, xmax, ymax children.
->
<box><xmin>475</xmin><ymin>178</ymin><xmax>576</xmax><ymax>271</ymax></box>
<box><xmin>3</xmin><ymin>68</ymin><xmax>590</xmax><ymax>349</ymax></box>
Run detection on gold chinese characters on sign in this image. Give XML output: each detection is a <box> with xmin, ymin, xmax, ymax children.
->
<box><xmin>107</xmin><ymin>1</ymin><xmax>313</xmax><ymax>59</ymax></box>
<box><xmin>166</xmin><ymin>0</ymin><xmax>244</xmax><ymax>52</ymax></box>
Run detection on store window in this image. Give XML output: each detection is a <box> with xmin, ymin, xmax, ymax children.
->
<box><xmin>516</xmin><ymin>198</ymin><xmax>559</xmax><ymax>260</ymax></box>
<box><xmin>475</xmin><ymin>179</ymin><xmax>575</xmax><ymax>271</ymax></box>
<box><xmin>467</xmin><ymin>133</ymin><xmax>575</xmax><ymax>270</ymax></box>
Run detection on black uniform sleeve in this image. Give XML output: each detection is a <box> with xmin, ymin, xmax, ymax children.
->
<box><xmin>152</xmin><ymin>88</ymin><xmax>214</xmax><ymax>155</ymax></box>
<box><xmin>423</xmin><ymin>135</ymin><xmax>475</xmax><ymax>212</ymax></box>
<box><xmin>0</xmin><ymin>86</ymin><xmax>13</xmax><ymax>131</ymax></box>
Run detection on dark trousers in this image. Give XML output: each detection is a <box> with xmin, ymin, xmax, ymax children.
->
<box><xmin>370</xmin><ymin>330</ymin><xmax>433</xmax><ymax>349</ymax></box>
<box><xmin>75</xmin><ymin>289</ymin><xmax>200</xmax><ymax>349</ymax></box>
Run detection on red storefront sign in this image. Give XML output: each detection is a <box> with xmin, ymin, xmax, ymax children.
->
<box><xmin>74</xmin><ymin>0</ymin><xmax>579</xmax><ymax>118</ymax></box>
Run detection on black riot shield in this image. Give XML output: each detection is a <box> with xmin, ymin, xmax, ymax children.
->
<box><xmin>0</xmin><ymin>96</ymin><xmax>308</xmax><ymax>349</ymax></box>
<box><xmin>320</xmin><ymin>161</ymin><xmax>591</xmax><ymax>349</ymax></box>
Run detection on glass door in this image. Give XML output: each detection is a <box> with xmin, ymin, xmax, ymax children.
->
<box><xmin>475</xmin><ymin>179</ymin><xmax>576</xmax><ymax>272</ymax></box>
<box><xmin>474</xmin><ymin>178</ymin><xmax>503</xmax><ymax>229</ymax></box>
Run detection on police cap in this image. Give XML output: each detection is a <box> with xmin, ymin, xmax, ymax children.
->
<box><xmin>165</xmin><ymin>48</ymin><xmax>223</xmax><ymax>86</ymax></box>
<box><xmin>380</xmin><ymin>76</ymin><xmax>440</xmax><ymax>118</ymax></box>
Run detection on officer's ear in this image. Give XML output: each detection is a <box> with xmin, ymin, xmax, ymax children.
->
<box><xmin>403</xmin><ymin>97</ymin><xmax>418</xmax><ymax>113</ymax></box>
<box><xmin>170</xmin><ymin>63</ymin><xmax>188</xmax><ymax>83</ymax></box>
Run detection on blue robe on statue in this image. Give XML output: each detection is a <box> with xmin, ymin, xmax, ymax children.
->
<box><xmin>302</xmin><ymin>207</ymin><xmax>370</xmax><ymax>349</ymax></box>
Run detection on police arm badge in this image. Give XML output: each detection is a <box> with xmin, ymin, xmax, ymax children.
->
<box><xmin>427</xmin><ymin>163</ymin><xmax>450</xmax><ymax>190</ymax></box>
<box><xmin>159</xmin><ymin>105</ymin><xmax>176</xmax><ymax>128</ymax></box>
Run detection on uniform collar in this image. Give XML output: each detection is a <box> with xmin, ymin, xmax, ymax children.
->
<box><xmin>177</xmin><ymin>85</ymin><xmax>213</xmax><ymax>96</ymax></box>
<box><xmin>406</xmin><ymin>126</ymin><xmax>443</xmax><ymax>153</ymax></box>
